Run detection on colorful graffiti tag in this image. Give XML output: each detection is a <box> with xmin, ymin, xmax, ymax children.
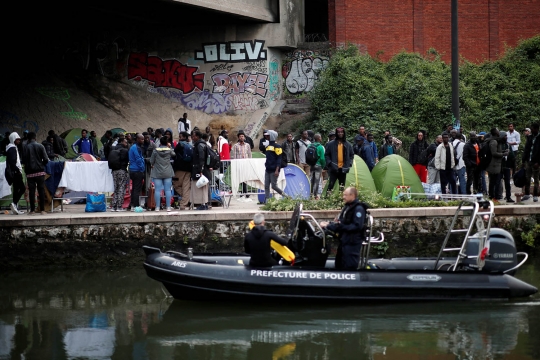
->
<box><xmin>211</xmin><ymin>72</ymin><xmax>268</xmax><ymax>97</ymax></box>
<box><xmin>268</xmin><ymin>57</ymin><xmax>280</xmax><ymax>101</ymax></box>
<box><xmin>282</xmin><ymin>50</ymin><xmax>330</xmax><ymax>95</ymax></box>
<box><xmin>128</xmin><ymin>52</ymin><xmax>204</xmax><ymax>94</ymax></box>
<box><xmin>195</xmin><ymin>40</ymin><xmax>267</xmax><ymax>63</ymax></box>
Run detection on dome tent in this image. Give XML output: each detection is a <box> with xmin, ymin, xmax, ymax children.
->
<box><xmin>60</xmin><ymin>128</ymin><xmax>83</xmax><ymax>160</ymax></box>
<box><xmin>323</xmin><ymin>155</ymin><xmax>377</xmax><ymax>196</ymax></box>
<box><xmin>371</xmin><ymin>154</ymin><xmax>424</xmax><ymax>198</ymax></box>
<box><xmin>283</xmin><ymin>164</ymin><xmax>310</xmax><ymax>200</ymax></box>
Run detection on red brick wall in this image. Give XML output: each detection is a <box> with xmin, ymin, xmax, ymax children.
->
<box><xmin>329</xmin><ymin>0</ymin><xmax>540</xmax><ymax>63</ymax></box>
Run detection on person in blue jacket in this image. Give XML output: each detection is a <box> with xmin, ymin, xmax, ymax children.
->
<box><xmin>71</xmin><ymin>129</ymin><xmax>94</xmax><ymax>156</ymax></box>
<box><xmin>353</xmin><ymin>135</ymin><xmax>375</xmax><ymax>171</ymax></box>
<box><xmin>321</xmin><ymin>187</ymin><xmax>367</xmax><ymax>270</ymax></box>
<box><xmin>128</xmin><ymin>134</ymin><xmax>146</xmax><ymax>211</ymax></box>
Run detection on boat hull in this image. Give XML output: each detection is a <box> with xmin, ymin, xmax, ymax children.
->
<box><xmin>143</xmin><ymin>251</ymin><xmax>538</xmax><ymax>302</ymax></box>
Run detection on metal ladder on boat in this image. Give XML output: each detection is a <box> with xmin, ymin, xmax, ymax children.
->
<box><xmin>359</xmin><ymin>213</ymin><xmax>385</xmax><ymax>269</ymax></box>
<box><xmin>434</xmin><ymin>194</ymin><xmax>494</xmax><ymax>271</ymax></box>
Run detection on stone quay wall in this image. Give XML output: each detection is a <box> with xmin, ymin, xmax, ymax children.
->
<box><xmin>0</xmin><ymin>206</ymin><xmax>538</xmax><ymax>269</ymax></box>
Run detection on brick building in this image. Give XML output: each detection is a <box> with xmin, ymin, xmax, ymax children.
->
<box><xmin>323</xmin><ymin>0</ymin><xmax>540</xmax><ymax>62</ymax></box>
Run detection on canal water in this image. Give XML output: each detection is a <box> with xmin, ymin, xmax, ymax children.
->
<box><xmin>0</xmin><ymin>261</ymin><xmax>539</xmax><ymax>360</ymax></box>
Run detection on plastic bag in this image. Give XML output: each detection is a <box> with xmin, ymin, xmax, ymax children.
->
<box><xmin>196</xmin><ymin>175</ymin><xmax>209</xmax><ymax>188</ymax></box>
<box><xmin>85</xmin><ymin>193</ymin><xmax>107</xmax><ymax>212</ymax></box>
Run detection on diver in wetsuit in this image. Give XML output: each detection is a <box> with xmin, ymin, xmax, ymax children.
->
<box><xmin>320</xmin><ymin>187</ymin><xmax>367</xmax><ymax>270</ymax></box>
<box><xmin>244</xmin><ymin>213</ymin><xmax>289</xmax><ymax>267</ymax></box>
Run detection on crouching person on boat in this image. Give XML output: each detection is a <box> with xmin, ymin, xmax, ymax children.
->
<box><xmin>244</xmin><ymin>213</ymin><xmax>289</xmax><ymax>267</ymax></box>
<box><xmin>320</xmin><ymin>187</ymin><xmax>366</xmax><ymax>270</ymax></box>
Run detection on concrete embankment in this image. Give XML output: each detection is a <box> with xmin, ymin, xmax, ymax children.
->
<box><xmin>1</xmin><ymin>201</ymin><xmax>539</xmax><ymax>269</ymax></box>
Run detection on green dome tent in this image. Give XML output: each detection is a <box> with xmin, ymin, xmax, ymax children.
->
<box><xmin>60</xmin><ymin>128</ymin><xmax>83</xmax><ymax>160</ymax></box>
<box><xmin>371</xmin><ymin>155</ymin><xmax>424</xmax><ymax>198</ymax></box>
<box><xmin>323</xmin><ymin>155</ymin><xmax>377</xmax><ymax>196</ymax></box>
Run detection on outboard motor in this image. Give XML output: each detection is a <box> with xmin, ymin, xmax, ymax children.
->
<box><xmin>462</xmin><ymin>228</ymin><xmax>518</xmax><ymax>274</ymax></box>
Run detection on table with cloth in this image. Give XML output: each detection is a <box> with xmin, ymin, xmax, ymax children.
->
<box><xmin>226</xmin><ymin>159</ymin><xmax>286</xmax><ymax>204</ymax></box>
<box><xmin>58</xmin><ymin>161</ymin><xmax>114</xmax><ymax>192</ymax></box>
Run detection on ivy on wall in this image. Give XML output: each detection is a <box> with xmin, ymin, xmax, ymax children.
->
<box><xmin>307</xmin><ymin>35</ymin><xmax>540</xmax><ymax>143</ymax></box>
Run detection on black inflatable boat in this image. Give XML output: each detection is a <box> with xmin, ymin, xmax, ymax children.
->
<box><xmin>143</xmin><ymin>198</ymin><xmax>538</xmax><ymax>302</ymax></box>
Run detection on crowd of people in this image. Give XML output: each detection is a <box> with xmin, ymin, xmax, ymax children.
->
<box><xmin>409</xmin><ymin>123</ymin><xmax>539</xmax><ymax>203</ymax></box>
<box><xmin>3</xmin><ymin>114</ymin><xmax>539</xmax><ymax>215</ymax></box>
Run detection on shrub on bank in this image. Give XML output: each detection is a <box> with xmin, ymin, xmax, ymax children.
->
<box><xmin>261</xmin><ymin>190</ymin><xmax>460</xmax><ymax>211</ymax></box>
<box><xmin>307</xmin><ymin>35</ymin><xmax>540</xmax><ymax>144</ymax></box>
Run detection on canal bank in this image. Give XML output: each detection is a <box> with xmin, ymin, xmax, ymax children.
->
<box><xmin>1</xmin><ymin>200</ymin><xmax>539</xmax><ymax>269</ymax></box>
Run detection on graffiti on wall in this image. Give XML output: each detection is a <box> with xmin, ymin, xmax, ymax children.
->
<box><xmin>128</xmin><ymin>52</ymin><xmax>205</xmax><ymax>94</ymax></box>
<box><xmin>244</xmin><ymin>111</ymin><xmax>268</xmax><ymax>139</ymax></box>
<box><xmin>156</xmin><ymin>88</ymin><xmax>268</xmax><ymax>115</ymax></box>
<box><xmin>0</xmin><ymin>110</ymin><xmax>39</xmax><ymax>135</ymax></box>
<box><xmin>268</xmin><ymin>57</ymin><xmax>280</xmax><ymax>101</ymax></box>
<box><xmin>282</xmin><ymin>50</ymin><xmax>330</xmax><ymax>95</ymax></box>
<box><xmin>211</xmin><ymin>72</ymin><xmax>268</xmax><ymax>97</ymax></box>
<box><xmin>195</xmin><ymin>40</ymin><xmax>267</xmax><ymax>63</ymax></box>
<box><xmin>36</xmin><ymin>87</ymin><xmax>88</xmax><ymax>120</ymax></box>
<box><xmin>95</xmin><ymin>36</ymin><xmax>129</xmax><ymax>77</ymax></box>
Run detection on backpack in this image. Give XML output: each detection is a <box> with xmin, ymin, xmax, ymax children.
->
<box><xmin>280</xmin><ymin>152</ymin><xmax>288</xmax><ymax>169</ymax></box>
<box><xmin>478</xmin><ymin>141</ymin><xmax>492</xmax><ymax>170</ymax></box>
<box><xmin>179</xmin><ymin>141</ymin><xmax>193</xmax><ymax>162</ymax></box>
<box><xmin>206</xmin><ymin>145</ymin><xmax>220</xmax><ymax>169</ymax></box>
<box><xmin>304</xmin><ymin>143</ymin><xmax>319</xmax><ymax>166</ymax></box>
<box><xmin>418</xmin><ymin>147</ymin><xmax>429</xmax><ymax>166</ymax></box>
<box><xmin>107</xmin><ymin>149</ymin><xmax>122</xmax><ymax>170</ymax></box>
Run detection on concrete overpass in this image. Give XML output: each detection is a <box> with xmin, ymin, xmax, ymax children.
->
<box><xmin>170</xmin><ymin>0</ymin><xmax>279</xmax><ymax>22</ymax></box>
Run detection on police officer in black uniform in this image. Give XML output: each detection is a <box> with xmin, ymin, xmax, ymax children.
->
<box><xmin>244</xmin><ymin>213</ymin><xmax>289</xmax><ymax>267</ymax></box>
<box><xmin>321</xmin><ymin>187</ymin><xmax>367</xmax><ymax>270</ymax></box>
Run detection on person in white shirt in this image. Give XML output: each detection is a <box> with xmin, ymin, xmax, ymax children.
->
<box><xmin>451</xmin><ymin>130</ymin><xmax>466</xmax><ymax>194</ymax></box>
<box><xmin>177</xmin><ymin>113</ymin><xmax>191</xmax><ymax>137</ymax></box>
<box><xmin>506</xmin><ymin>122</ymin><xmax>520</xmax><ymax>177</ymax></box>
<box><xmin>295</xmin><ymin>130</ymin><xmax>312</xmax><ymax>177</ymax></box>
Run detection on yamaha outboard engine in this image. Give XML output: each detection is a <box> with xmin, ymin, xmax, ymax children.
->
<box><xmin>462</xmin><ymin>228</ymin><xmax>518</xmax><ymax>274</ymax></box>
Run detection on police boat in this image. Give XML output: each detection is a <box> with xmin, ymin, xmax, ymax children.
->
<box><xmin>143</xmin><ymin>197</ymin><xmax>537</xmax><ymax>302</ymax></box>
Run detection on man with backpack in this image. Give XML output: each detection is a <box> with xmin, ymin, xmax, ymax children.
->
<box><xmin>451</xmin><ymin>130</ymin><xmax>466</xmax><ymax>194</ymax></box>
<box><xmin>434</xmin><ymin>133</ymin><xmax>457</xmax><ymax>194</ymax></box>
<box><xmin>295</xmin><ymin>130</ymin><xmax>312</xmax><ymax>177</ymax></box>
<box><xmin>108</xmin><ymin>138</ymin><xmax>129</xmax><ymax>212</ymax></box>
<box><xmin>173</xmin><ymin>131</ymin><xmax>193</xmax><ymax>210</ymax></box>
<box><xmin>306</xmin><ymin>133</ymin><xmax>326</xmax><ymax>199</ymax></box>
<box><xmin>231</xmin><ymin>130</ymin><xmax>253</xmax><ymax>202</ymax></box>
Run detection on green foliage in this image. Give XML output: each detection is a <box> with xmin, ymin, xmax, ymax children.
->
<box><xmin>261</xmin><ymin>190</ymin><xmax>461</xmax><ymax>211</ymax></box>
<box><xmin>307</xmin><ymin>36</ymin><xmax>540</xmax><ymax>143</ymax></box>
<box><xmin>521</xmin><ymin>223</ymin><xmax>540</xmax><ymax>247</ymax></box>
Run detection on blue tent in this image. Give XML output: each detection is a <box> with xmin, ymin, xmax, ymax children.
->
<box><xmin>283</xmin><ymin>164</ymin><xmax>311</xmax><ymax>200</ymax></box>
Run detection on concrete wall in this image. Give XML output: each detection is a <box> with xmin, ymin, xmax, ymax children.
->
<box><xmin>0</xmin><ymin>208</ymin><xmax>537</xmax><ymax>269</ymax></box>
<box><xmin>0</xmin><ymin>0</ymin><xmax>306</xmax><ymax>143</ymax></box>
